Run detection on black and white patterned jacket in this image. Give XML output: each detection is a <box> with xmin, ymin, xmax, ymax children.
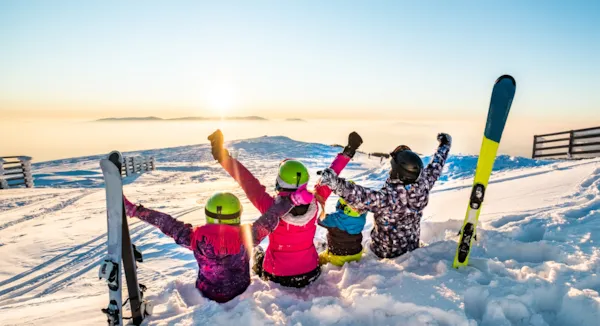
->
<box><xmin>320</xmin><ymin>143</ymin><xmax>450</xmax><ymax>259</ymax></box>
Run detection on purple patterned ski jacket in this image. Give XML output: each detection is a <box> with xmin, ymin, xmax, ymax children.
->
<box><xmin>321</xmin><ymin>143</ymin><xmax>451</xmax><ymax>258</ymax></box>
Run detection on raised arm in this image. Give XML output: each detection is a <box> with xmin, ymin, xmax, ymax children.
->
<box><xmin>249</xmin><ymin>186</ymin><xmax>314</xmax><ymax>246</ymax></box>
<box><xmin>421</xmin><ymin>133</ymin><xmax>452</xmax><ymax>188</ymax></box>
<box><xmin>250</xmin><ymin>197</ymin><xmax>292</xmax><ymax>246</ymax></box>
<box><xmin>124</xmin><ymin>195</ymin><xmax>193</xmax><ymax>249</ymax></box>
<box><xmin>219</xmin><ymin>156</ymin><xmax>274</xmax><ymax>213</ymax></box>
<box><xmin>319</xmin><ymin>169</ymin><xmax>406</xmax><ymax>213</ymax></box>
<box><xmin>314</xmin><ymin>132</ymin><xmax>362</xmax><ymax>203</ymax></box>
<box><xmin>209</xmin><ymin>130</ymin><xmax>274</xmax><ymax>213</ymax></box>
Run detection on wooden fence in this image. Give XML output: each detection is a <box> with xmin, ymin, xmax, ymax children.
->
<box><xmin>122</xmin><ymin>156</ymin><xmax>155</xmax><ymax>176</ymax></box>
<box><xmin>0</xmin><ymin>156</ymin><xmax>34</xmax><ymax>189</ymax></box>
<box><xmin>532</xmin><ymin>126</ymin><xmax>600</xmax><ymax>159</ymax></box>
<box><xmin>369</xmin><ymin>152</ymin><xmax>391</xmax><ymax>163</ymax></box>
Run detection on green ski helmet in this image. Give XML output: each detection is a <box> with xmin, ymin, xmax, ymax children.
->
<box><xmin>275</xmin><ymin>159</ymin><xmax>309</xmax><ymax>191</ymax></box>
<box><xmin>203</xmin><ymin>192</ymin><xmax>242</xmax><ymax>225</ymax></box>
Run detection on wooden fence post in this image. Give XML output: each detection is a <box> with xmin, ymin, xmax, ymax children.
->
<box><xmin>19</xmin><ymin>156</ymin><xmax>34</xmax><ymax>188</ymax></box>
<box><xmin>532</xmin><ymin>135</ymin><xmax>537</xmax><ymax>159</ymax></box>
<box><xmin>143</xmin><ymin>157</ymin><xmax>150</xmax><ymax>171</ymax></box>
<box><xmin>0</xmin><ymin>158</ymin><xmax>6</xmax><ymax>189</ymax></box>
<box><xmin>567</xmin><ymin>130</ymin><xmax>574</xmax><ymax>159</ymax></box>
<box><xmin>134</xmin><ymin>156</ymin><xmax>140</xmax><ymax>174</ymax></box>
<box><xmin>125</xmin><ymin>157</ymin><xmax>132</xmax><ymax>176</ymax></box>
<box><xmin>150</xmin><ymin>157</ymin><xmax>155</xmax><ymax>170</ymax></box>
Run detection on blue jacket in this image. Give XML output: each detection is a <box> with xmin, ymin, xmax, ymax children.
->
<box><xmin>319</xmin><ymin>209</ymin><xmax>367</xmax><ymax>256</ymax></box>
<box><xmin>320</xmin><ymin>209</ymin><xmax>367</xmax><ymax>234</ymax></box>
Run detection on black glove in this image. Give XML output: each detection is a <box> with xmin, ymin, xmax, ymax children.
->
<box><xmin>208</xmin><ymin>129</ymin><xmax>229</xmax><ymax>162</ymax></box>
<box><xmin>437</xmin><ymin>133</ymin><xmax>452</xmax><ymax>146</ymax></box>
<box><xmin>343</xmin><ymin>131</ymin><xmax>363</xmax><ymax>158</ymax></box>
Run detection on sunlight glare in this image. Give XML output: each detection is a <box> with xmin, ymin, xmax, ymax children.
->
<box><xmin>207</xmin><ymin>84</ymin><xmax>236</xmax><ymax>118</ymax></box>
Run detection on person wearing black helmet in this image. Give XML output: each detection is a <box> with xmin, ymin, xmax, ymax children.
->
<box><xmin>319</xmin><ymin>133</ymin><xmax>451</xmax><ymax>259</ymax></box>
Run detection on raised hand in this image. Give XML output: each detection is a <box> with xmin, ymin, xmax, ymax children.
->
<box><xmin>437</xmin><ymin>133</ymin><xmax>452</xmax><ymax>146</ymax></box>
<box><xmin>343</xmin><ymin>131</ymin><xmax>363</xmax><ymax>158</ymax></box>
<box><xmin>208</xmin><ymin>129</ymin><xmax>228</xmax><ymax>162</ymax></box>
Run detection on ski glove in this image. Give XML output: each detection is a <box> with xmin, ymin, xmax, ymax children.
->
<box><xmin>437</xmin><ymin>133</ymin><xmax>452</xmax><ymax>146</ymax></box>
<box><xmin>290</xmin><ymin>184</ymin><xmax>315</xmax><ymax>206</ymax></box>
<box><xmin>318</xmin><ymin>168</ymin><xmax>338</xmax><ymax>187</ymax></box>
<box><xmin>123</xmin><ymin>195</ymin><xmax>139</xmax><ymax>217</ymax></box>
<box><xmin>208</xmin><ymin>129</ymin><xmax>229</xmax><ymax>162</ymax></box>
<box><xmin>343</xmin><ymin>132</ymin><xmax>363</xmax><ymax>158</ymax></box>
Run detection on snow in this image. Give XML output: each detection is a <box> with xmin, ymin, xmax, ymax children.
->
<box><xmin>1</xmin><ymin>136</ymin><xmax>599</xmax><ymax>325</ymax></box>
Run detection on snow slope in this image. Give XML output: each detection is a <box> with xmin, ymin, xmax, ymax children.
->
<box><xmin>1</xmin><ymin>136</ymin><xmax>599</xmax><ymax>326</ymax></box>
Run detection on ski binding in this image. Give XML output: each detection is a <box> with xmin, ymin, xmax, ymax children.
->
<box><xmin>99</xmin><ymin>259</ymin><xmax>119</xmax><ymax>291</ymax></box>
<box><xmin>101</xmin><ymin>300</ymin><xmax>121</xmax><ymax>325</ymax></box>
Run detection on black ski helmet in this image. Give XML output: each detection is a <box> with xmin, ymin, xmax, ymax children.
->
<box><xmin>389</xmin><ymin>145</ymin><xmax>423</xmax><ymax>184</ymax></box>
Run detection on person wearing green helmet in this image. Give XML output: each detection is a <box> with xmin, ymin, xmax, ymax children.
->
<box><xmin>209</xmin><ymin>129</ymin><xmax>363</xmax><ymax>288</ymax></box>
<box><xmin>318</xmin><ymin>181</ymin><xmax>368</xmax><ymax>267</ymax></box>
<box><xmin>275</xmin><ymin>159</ymin><xmax>310</xmax><ymax>191</ymax></box>
<box><xmin>120</xmin><ymin>186</ymin><xmax>314</xmax><ymax>303</ymax></box>
<box><xmin>203</xmin><ymin>191</ymin><xmax>243</xmax><ymax>225</ymax></box>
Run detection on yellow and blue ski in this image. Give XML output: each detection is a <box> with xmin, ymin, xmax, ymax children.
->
<box><xmin>453</xmin><ymin>75</ymin><xmax>516</xmax><ymax>268</ymax></box>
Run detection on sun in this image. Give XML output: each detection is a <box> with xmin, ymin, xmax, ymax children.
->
<box><xmin>207</xmin><ymin>84</ymin><xmax>236</xmax><ymax>118</ymax></box>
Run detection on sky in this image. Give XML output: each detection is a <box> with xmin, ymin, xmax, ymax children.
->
<box><xmin>1</xmin><ymin>0</ymin><xmax>599</xmax><ymax>123</ymax></box>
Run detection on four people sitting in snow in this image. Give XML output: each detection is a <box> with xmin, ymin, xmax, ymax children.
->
<box><xmin>125</xmin><ymin>130</ymin><xmax>451</xmax><ymax>302</ymax></box>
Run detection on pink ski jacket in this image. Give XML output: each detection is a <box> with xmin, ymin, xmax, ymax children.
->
<box><xmin>220</xmin><ymin>153</ymin><xmax>350</xmax><ymax>276</ymax></box>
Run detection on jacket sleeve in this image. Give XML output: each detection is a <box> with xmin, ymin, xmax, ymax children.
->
<box><xmin>421</xmin><ymin>143</ymin><xmax>451</xmax><ymax>188</ymax></box>
<box><xmin>219</xmin><ymin>156</ymin><xmax>274</xmax><ymax>214</ymax></box>
<box><xmin>315</xmin><ymin>153</ymin><xmax>351</xmax><ymax>204</ymax></box>
<box><xmin>328</xmin><ymin>175</ymin><xmax>406</xmax><ymax>213</ymax></box>
<box><xmin>125</xmin><ymin>198</ymin><xmax>193</xmax><ymax>249</ymax></box>
<box><xmin>317</xmin><ymin>211</ymin><xmax>342</xmax><ymax>229</ymax></box>
<box><xmin>250</xmin><ymin>196</ymin><xmax>294</xmax><ymax>246</ymax></box>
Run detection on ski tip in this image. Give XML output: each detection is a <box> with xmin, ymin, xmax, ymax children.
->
<box><xmin>496</xmin><ymin>75</ymin><xmax>516</xmax><ymax>86</ymax></box>
<box><xmin>107</xmin><ymin>151</ymin><xmax>123</xmax><ymax>165</ymax></box>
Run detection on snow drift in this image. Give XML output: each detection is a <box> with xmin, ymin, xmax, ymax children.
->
<box><xmin>1</xmin><ymin>136</ymin><xmax>599</xmax><ymax>325</ymax></box>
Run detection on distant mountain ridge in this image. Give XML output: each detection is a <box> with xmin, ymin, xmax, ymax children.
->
<box><xmin>95</xmin><ymin>116</ymin><xmax>268</xmax><ymax>122</ymax></box>
<box><xmin>96</xmin><ymin>116</ymin><xmax>163</xmax><ymax>121</ymax></box>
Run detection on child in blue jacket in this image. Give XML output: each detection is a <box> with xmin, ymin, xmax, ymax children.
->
<box><xmin>318</xmin><ymin>182</ymin><xmax>368</xmax><ymax>266</ymax></box>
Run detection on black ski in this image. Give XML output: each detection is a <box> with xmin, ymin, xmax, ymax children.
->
<box><xmin>100</xmin><ymin>151</ymin><xmax>152</xmax><ymax>325</ymax></box>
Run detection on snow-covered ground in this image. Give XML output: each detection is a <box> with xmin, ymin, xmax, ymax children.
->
<box><xmin>1</xmin><ymin>136</ymin><xmax>599</xmax><ymax>326</ymax></box>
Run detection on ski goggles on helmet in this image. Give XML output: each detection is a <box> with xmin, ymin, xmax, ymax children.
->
<box><xmin>336</xmin><ymin>198</ymin><xmax>361</xmax><ymax>217</ymax></box>
<box><xmin>205</xmin><ymin>206</ymin><xmax>242</xmax><ymax>225</ymax></box>
<box><xmin>275</xmin><ymin>179</ymin><xmax>300</xmax><ymax>192</ymax></box>
<box><xmin>275</xmin><ymin>158</ymin><xmax>309</xmax><ymax>192</ymax></box>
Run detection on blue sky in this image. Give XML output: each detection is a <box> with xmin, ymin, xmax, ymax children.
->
<box><xmin>1</xmin><ymin>0</ymin><xmax>599</xmax><ymax>121</ymax></box>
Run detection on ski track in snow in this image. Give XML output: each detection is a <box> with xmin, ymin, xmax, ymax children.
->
<box><xmin>1</xmin><ymin>136</ymin><xmax>599</xmax><ymax>326</ymax></box>
<box><xmin>0</xmin><ymin>206</ymin><xmax>204</xmax><ymax>306</ymax></box>
<box><xmin>0</xmin><ymin>190</ymin><xmax>96</xmax><ymax>231</ymax></box>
